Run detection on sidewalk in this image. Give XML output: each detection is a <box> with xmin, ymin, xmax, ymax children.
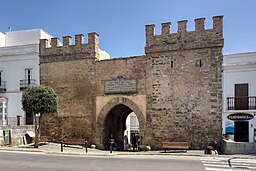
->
<box><xmin>0</xmin><ymin>142</ymin><xmax>255</xmax><ymax>159</ymax></box>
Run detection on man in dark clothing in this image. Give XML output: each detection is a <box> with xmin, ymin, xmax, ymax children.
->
<box><xmin>131</xmin><ymin>134</ymin><xmax>137</xmax><ymax>151</ymax></box>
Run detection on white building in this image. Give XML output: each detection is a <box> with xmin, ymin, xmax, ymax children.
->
<box><xmin>223</xmin><ymin>52</ymin><xmax>256</xmax><ymax>143</ymax></box>
<box><xmin>0</xmin><ymin>29</ymin><xmax>52</xmax><ymax>126</ymax></box>
<box><xmin>124</xmin><ymin>112</ymin><xmax>139</xmax><ymax>143</ymax></box>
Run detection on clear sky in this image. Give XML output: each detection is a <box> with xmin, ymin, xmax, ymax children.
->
<box><xmin>0</xmin><ymin>0</ymin><xmax>255</xmax><ymax>58</ymax></box>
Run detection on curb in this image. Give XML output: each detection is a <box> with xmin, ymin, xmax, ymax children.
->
<box><xmin>0</xmin><ymin>147</ymin><xmax>203</xmax><ymax>157</ymax></box>
<box><xmin>0</xmin><ymin>148</ymin><xmax>43</xmax><ymax>153</ymax></box>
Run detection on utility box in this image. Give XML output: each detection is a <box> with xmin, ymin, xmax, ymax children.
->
<box><xmin>3</xmin><ymin>130</ymin><xmax>11</xmax><ymax>145</ymax></box>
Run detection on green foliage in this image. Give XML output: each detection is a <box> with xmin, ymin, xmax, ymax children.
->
<box><xmin>22</xmin><ymin>85</ymin><xmax>58</xmax><ymax>115</ymax></box>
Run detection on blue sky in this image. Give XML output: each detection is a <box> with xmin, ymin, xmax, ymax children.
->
<box><xmin>0</xmin><ymin>0</ymin><xmax>255</xmax><ymax>57</ymax></box>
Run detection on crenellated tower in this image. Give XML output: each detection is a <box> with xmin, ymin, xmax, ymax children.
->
<box><xmin>39</xmin><ymin>33</ymin><xmax>100</xmax><ymax>143</ymax></box>
<box><xmin>144</xmin><ymin>16</ymin><xmax>224</xmax><ymax>149</ymax></box>
<box><xmin>145</xmin><ymin>16</ymin><xmax>223</xmax><ymax>53</ymax></box>
<box><xmin>40</xmin><ymin>32</ymin><xmax>100</xmax><ymax>62</ymax></box>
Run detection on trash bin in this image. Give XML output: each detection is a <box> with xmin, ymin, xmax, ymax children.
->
<box><xmin>3</xmin><ymin>130</ymin><xmax>11</xmax><ymax>145</ymax></box>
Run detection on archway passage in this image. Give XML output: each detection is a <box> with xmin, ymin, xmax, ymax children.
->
<box><xmin>103</xmin><ymin>104</ymin><xmax>134</xmax><ymax>150</ymax></box>
<box><xmin>97</xmin><ymin>97</ymin><xmax>146</xmax><ymax>150</ymax></box>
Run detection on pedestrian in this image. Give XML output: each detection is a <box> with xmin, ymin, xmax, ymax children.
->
<box><xmin>123</xmin><ymin>135</ymin><xmax>129</xmax><ymax>151</ymax></box>
<box><xmin>109</xmin><ymin>134</ymin><xmax>115</xmax><ymax>152</ymax></box>
<box><xmin>131</xmin><ymin>133</ymin><xmax>137</xmax><ymax>151</ymax></box>
<box><xmin>136</xmin><ymin>137</ymin><xmax>140</xmax><ymax>151</ymax></box>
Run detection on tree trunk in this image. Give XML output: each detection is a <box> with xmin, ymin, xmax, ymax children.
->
<box><xmin>34</xmin><ymin>112</ymin><xmax>40</xmax><ymax>148</ymax></box>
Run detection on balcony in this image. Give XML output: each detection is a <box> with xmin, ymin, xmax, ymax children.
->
<box><xmin>20</xmin><ymin>79</ymin><xmax>36</xmax><ymax>90</ymax></box>
<box><xmin>0</xmin><ymin>81</ymin><xmax>6</xmax><ymax>92</ymax></box>
<box><xmin>227</xmin><ymin>96</ymin><xmax>256</xmax><ymax>110</ymax></box>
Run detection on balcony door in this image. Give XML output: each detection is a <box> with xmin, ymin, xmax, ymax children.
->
<box><xmin>235</xmin><ymin>84</ymin><xmax>248</xmax><ymax>110</ymax></box>
<box><xmin>25</xmin><ymin>68</ymin><xmax>32</xmax><ymax>85</ymax></box>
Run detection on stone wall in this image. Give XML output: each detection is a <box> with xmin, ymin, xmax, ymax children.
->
<box><xmin>0</xmin><ymin>126</ymin><xmax>34</xmax><ymax>146</ymax></box>
<box><xmin>39</xmin><ymin>16</ymin><xmax>224</xmax><ymax>149</ymax></box>
<box><xmin>145</xmin><ymin>16</ymin><xmax>223</xmax><ymax>149</ymax></box>
<box><xmin>40</xmin><ymin>34</ymin><xmax>98</xmax><ymax>141</ymax></box>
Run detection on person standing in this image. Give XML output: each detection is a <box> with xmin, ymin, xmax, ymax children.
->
<box><xmin>123</xmin><ymin>135</ymin><xmax>129</xmax><ymax>151</ymax></box>
<box><xmin>131</xmin><ymin>133</ymin><xmax>137</xmax><ymax>152</ymax></box>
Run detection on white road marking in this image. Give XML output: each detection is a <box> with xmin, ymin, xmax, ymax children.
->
<box><xmin>200</xmin><ymin>157</ymin><xmax>256</xmax><ymax>171</ymax></box>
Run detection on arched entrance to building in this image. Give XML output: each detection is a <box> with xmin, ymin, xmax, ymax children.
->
<box><xmin>97</xmin><ymin>97</ymin><xmax>146</xmax><ymax>150</ymax></box>
<box><xmin>104</xmin><ymin>104</ymin><xmax>133</xmax><ymax>150</ymax></box>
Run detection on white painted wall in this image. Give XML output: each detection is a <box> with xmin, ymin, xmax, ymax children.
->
<box><xmin>125</xmin><ymin>112</ymin><xmax>139</xmax><ymax>143</ymax></box>
<box><xmin>5</xmin><ymin>29</ymin><xmax>52</xmax><ymax>46</ymax></box>
<box><xmin>0</xmin><ymin>32</ymin><xmax>5</xmax><ymax>47</ymax></box>
<box><xmin>99</xmin><ymin>49</ymin><xmax>110</xmax><ymax>60</ymax></box>
<box><xmin>0</xmin><ymin>29</ymin><xmax>52</xmax><ymax>125</ymax></box>
<box><xmin>223</xmin><ymin>52</ymin><xmax>256</xmax><ymax>143</ymax></box>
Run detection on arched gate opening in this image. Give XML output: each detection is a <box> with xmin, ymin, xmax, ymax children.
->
<box><xmin>97</xmin><ymin>97</ymin><xmax>146</xmax><ymax>150</ymax></box>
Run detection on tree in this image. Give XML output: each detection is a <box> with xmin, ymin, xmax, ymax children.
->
<box><xmin>22</xmin><ymin>85</ymin><xmax>58</xmax><ymax>148</ymax></box>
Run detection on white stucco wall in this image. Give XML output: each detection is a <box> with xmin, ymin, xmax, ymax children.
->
<box><xmin>223</xmin><ymin>52</ymin><xmax>256</xmax><ymax>143</ymax></box>
<box><xmin>0</xmin><ymin>29</ymin><xmax>52</xmax><ymax>125</ymax></box>
<box><xmin>0</xmin><ymin>32</ymin><xmax>5</xmax><ymax>47</ymax></box>
<box><xmin>99</xmin><ymin>49</ymin><xmax>110</xmax><ymax>60</ymax></box>
<box><xmin>5</xmin><ymin>29</ymin><xmax>52</xmax><ymax>46</ymax></box>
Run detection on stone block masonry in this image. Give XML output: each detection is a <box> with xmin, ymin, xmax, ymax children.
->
<box><xmin>39</xmin><ymin>16</ymin><xmax>224</xmax><ymax>150</ymax></box>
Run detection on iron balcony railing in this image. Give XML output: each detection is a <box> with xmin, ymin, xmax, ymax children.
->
<box><xmin>227</xmin><ymin>96</ymin><xmax>256</xmax><ymax>110</ymax></box>
<box><xmin>20</xmin><ymin>79</ymin><xmax>36</xmax><ymax>90</ymax></box>
<box><xmin>0</xmin><ymin>117</ymin><xmax>33</xmax><ymax>126</ymax></box>
<box><xmin>0</xmin><ymin>81</ymin><xmax>6</xmax><ymax>92</ymax></box>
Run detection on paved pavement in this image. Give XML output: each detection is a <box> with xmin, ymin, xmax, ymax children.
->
<box><xmin>0</xmin><ymin>142</ymin><xmax>205</xmax><ymax>156</ymax></box>
<box><xmin>0</xmin><ymin>142</ymin><xmax>256</xmax><ymax>159</ymax></box>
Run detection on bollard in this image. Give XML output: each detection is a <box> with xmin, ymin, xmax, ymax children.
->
<box><xmin>85</xmin><ymin>140</ymin><xmax>88</xmax><ymax>153</ymax></box>
<box><xmin>61</xmin><ymin>140</ymin><xmax>63</xmax><ymax>152</ymax></box>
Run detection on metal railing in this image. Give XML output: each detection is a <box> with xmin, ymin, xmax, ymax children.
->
<box><xmin>0</xmin><ymin>117</ymin><xmax>33</xmax><ymax>126</ymax></box>
<box><xmin>0</xmin><ymin>81</ymin><xmax>6</xmax><ymax>92</ymax></box>
<box><xmin>20</xmin><ymin>79</ymin><xmax>36</xmax><ymax>90</ymax></box>
<box><xmin>227</xmin><ymin>96</ymin><xmax>256</xmax><ymax>110</ymax></box>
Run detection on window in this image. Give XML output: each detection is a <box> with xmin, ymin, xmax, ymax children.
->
<box><xmin>0</xmin><ymin>98</ymin><xmax>7</xmax><ymax>125</ymax></box>
<box><xmin>25</xmin><ymin>68</ymin><xmax>32</xmax><ymax>84</ymax></box>
<box><xmin>0</xmin><ymin>70</ymin><xmax>6</xmax><ymax>92</ymax></box>
<box><xmin>0</xmin><ymin>71</ymin><xmax>2</xmax><ymax>84</ymax></box>
<box><xmin>195</xmin><ymin>59</ymin><xmax>203</xmax><ymax>67</ymax></box>
<box><xmin>20</xmin><ymin>68</ymin><xmax>35</xmax><ymax>90</ymax></box>
<box><xmin>171</xmin><ymin>61</ymin><xmax>174</xmax><ymax>68</ymax></box>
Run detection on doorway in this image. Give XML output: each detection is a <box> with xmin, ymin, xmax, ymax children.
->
<box><xmin>103</xmin><ymin>104</ymin><xmax>139</xmax><ymax>150</ymax></box>
<box><xmin>234</xmin><ymin>121</ymin><xmax>249</xmax><ymax>142</ymax></box>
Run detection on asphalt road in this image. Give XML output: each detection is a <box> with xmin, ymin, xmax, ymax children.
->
<box><xmin>0</xmin><ymin>151</ymin><xmax>205</xmax><ymax>171</ymax></box>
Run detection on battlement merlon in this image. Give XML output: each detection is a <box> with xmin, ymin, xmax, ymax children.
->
<box><xmin>39</xmin><ymin>32</ymin><xmax>100</xmax><ymax>62</ymax></box>
<box><xmin>145</xmin><ymin>15</ymin><xmax>224</xmax><ymax>54</ymax></box>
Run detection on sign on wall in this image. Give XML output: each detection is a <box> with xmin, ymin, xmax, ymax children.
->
<box><xmin>227</xmin><ymin>113</ymin><xmax>254</xmax><ymax>121</ymax></box>
<box><xmin>104</xmin><ymin>76</ymin><xmax>137</xmax><ymax>94</ymax></box>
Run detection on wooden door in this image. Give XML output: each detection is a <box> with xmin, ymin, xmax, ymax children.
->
<box><xmin>235</xmin><ymin>84</ymin><xmax>248</xmax><ymax>110</ymax></box>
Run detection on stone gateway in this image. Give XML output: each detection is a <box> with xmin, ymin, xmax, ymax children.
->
<box><xmin>39</xmin><ymin>16</ymin><xmax>223</xmax><ymax>150</ymax></box>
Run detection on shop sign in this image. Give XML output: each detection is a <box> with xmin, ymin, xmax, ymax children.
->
<box><xmin>227</xmin><ymin>113</ymin><xmax>254</xmax><ymax>121</ymax></box>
